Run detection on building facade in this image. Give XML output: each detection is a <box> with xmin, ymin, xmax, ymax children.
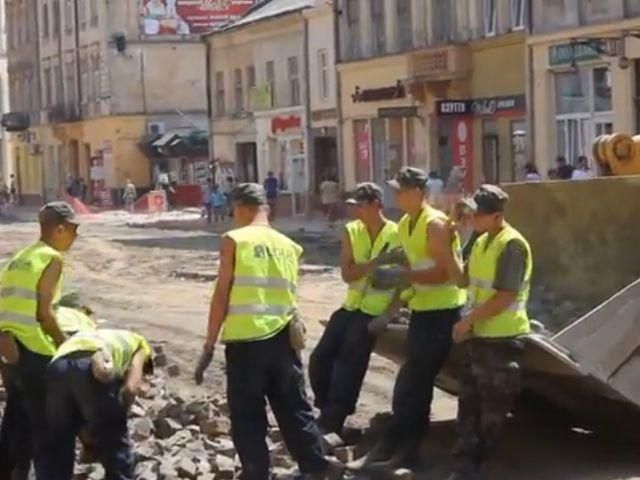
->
<box><xmin>206</xmin><ymin>0</ymin><xmax>338</xmax><ymax>216</ymax></box>
<box><xmin>529</xmin><ymin>0</ymin><xmax>640</xmax><ymax>176</ymax></box>
<box><xmin>0</xmin><ymin>0</ymin><xmax>8</xmax><ymax>183</ymax></box>
<box><xmin>3</xmin><ymin>0</ymin><xmax>254</xmax><ymax>204</ymax></box>
<box><xmin>337</xmin><ymin>0</ymin><xmax>529</xmax><ymax>194</ymax></box>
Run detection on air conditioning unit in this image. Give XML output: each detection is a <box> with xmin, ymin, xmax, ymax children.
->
<box><xmin>148</xmin><ymin>122</ymin><xmax>165</xmax><ymax>135</ymax></box>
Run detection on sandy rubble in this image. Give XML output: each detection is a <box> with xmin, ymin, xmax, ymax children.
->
<box><xmin>0</xmin><ymin>215</ymin><xmax>639</xmax><ymax>479</ymax></box>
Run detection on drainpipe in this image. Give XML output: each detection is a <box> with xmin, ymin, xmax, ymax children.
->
<box><xmin>302</xmin><ymin>12</ymin><xmax>313</xmax><ymax>216</ymax></box>
<box><xmin>525</xmin><ymin>0</ymin><xmax>536</xmax><ymax>172</ymax></box>
<box><xmin>333</xmin><ymin>0</ymin><xmax>345</xmax><ymax>192</ymax></box>
<box><xmin>203</xmin><ymin>35</ymin><xmax>215</xmax><ymax>181</ymax></box>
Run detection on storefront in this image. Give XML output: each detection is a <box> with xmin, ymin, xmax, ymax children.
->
<box><xmin>436</xmin><ymin>95</ymin><xmax>527</xmax><ymax>187</ymax></box>
<box><xmin>530</xmin><ymin>24</ymin><xmax>640</xmax><ymax>176</ymax></box>
<box><xmin>255</xmin><ymin>108</ymin><xmax>308</xmax><ymax>216</ymax></box>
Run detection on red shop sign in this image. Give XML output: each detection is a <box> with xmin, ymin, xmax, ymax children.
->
<box><xmin>452</xmin><ymin>116</ymin><xmax>473</xmax><ymax>192</ymax></box>
<box><xmin>271</xmin><ymin>116</ymin><xmax>301</xmax><ymax>134</ymax></box>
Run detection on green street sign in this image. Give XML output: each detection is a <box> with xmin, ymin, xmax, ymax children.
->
<box><xmin>549</xmin><ymin>42</ymin><xmax>600</xmax><ymax>66</ymax></box>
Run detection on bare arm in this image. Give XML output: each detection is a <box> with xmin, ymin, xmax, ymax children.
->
<box><xmin>340</xmin><ymin>231</ymin><xmax>375</xmax><ymax>283</ymax></box>
<box><xmin>205</xmin><ymin>236</ymin><xmax>235</xmax><ymax>349</ymax></box>
<box><xmin>36</xmin><ymin>258</ymin><xmax>66</xmax><ymax>347</ymax></box>
<box><xmin>403</xmin><ymin>219</ymin><xmax>450</xmax><ymax>285</ymax></box>
<box><xmin>123</xmin><ymin>348</ymin><xmax>148</xmax><ymax>393</ymax></box>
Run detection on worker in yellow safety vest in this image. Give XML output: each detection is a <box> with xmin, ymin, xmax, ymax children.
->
<box><xmin>351</xmin><ymin>167</ymin><xmax>466</xmax><ymax>470</ymax></box>
<box><xmin>0</xmin><ymin>201</ymin><xmax>80</xmax><ymax>478</ymax></box>
<box><xmin>0</xmin><ymin>305</ymin><xmax>96</xmax><ymax>480</ymax></box>
<box><xmin>309</xmin><ymin>182</ymin><xmax>406</xmax><ymax>437</ymax></box>
<box><xmin>443</xmin><ymin>184</ymin><xmax>532</xmax><ymax>480</ymax></box>
<box><xmin>194</xmin><ymin>183</ymin><xmax>342</xmax><ymax>480</ymax></box>
<box><xmin>44</xmin><ymin>329</ymin><xmax>153</xmax><ymax>480</ymax></box>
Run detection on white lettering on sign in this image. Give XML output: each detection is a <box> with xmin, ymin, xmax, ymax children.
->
<box><xmin>440</xmin><ymin>102</ymin><xmax>467</xmax><ymax>114</ymax></box>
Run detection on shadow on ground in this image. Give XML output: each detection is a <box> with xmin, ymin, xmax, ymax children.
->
<box><xmin>353</xmin><ymin>418</ymin><xmax>640</xmax><ymax>480</ymax></box>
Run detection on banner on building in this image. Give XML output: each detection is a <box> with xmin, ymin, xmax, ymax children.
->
<box><xmin>451</xmin><ymin>117</ymin><xmax>473</xmax><ymax>192</ymax></box>
<box><xmin>140</xmin><ymin>0</ymin><xmax>255</xmax><ymax>36</ymax></box>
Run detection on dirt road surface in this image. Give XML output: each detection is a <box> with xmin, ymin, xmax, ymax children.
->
<box><xmin>1</xmin><ymin>215</ymin><xmax>639</xmax><ymax>480</ymax></box>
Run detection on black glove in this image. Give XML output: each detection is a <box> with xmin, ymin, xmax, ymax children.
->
<box><xmin>373</xmin><ymin>248</ymin><xmax>407</xmax><ymax>266</ymax></box>
<box><xmin>370</xmin><ymin>267</ymin><xmax>405</xmax><ymax>290</ymax></box>
<box><xmin>194</xmin><ymin>346</ymin><xmax>214</xmax><ymax>385</ymax></box>
<box><xmin>368</xmin><ymin>314</ymin><xmax>392</xmax><ymax>335</ymax></box>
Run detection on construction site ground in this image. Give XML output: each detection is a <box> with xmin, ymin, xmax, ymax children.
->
<box><xmin>1</xmin><ymin>211</ymin><xmax>639</xmax><ymax>480</ymax></box>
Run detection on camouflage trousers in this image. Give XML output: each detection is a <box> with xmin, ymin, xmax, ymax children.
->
<box><xmin>454</xmin><ymin>337</ymin><xmax>524</xmax><ymax>468</ymax></box>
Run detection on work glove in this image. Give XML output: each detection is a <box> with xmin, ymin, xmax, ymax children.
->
<box><xmin>367</xmin><ymin>313</ymin><xmax>393</xmax><ymax>336</ymax></box>
<box><xmin>373</xmin><ymin>248</ymin><xmax>407</xmax><ymax>267</ymax></box>
<box><xmin>370</xmin><ymin>267</ymin><xmax>406</xmax><ymax>290</ymax></box>
<box><xmin>194</xmin><ymin>346</ymin><xmax>214</xmax><ymax>385</ymax></box>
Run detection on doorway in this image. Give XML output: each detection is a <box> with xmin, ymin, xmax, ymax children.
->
<box><xmin>236</xmin><ymin>142</ymin><xmax>258</xmax><ymax>182</ymax></box>
<box><xmin>313</xmin><ymin>134</ymin><xmax>337</xmax><ymax>189</ymax></box>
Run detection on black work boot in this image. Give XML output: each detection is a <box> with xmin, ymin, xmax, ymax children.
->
<box><xmin>445</xmin><ymin>460</ymin><xmax>481</xmax><ymax>480</ymax></box>
<box><xmin>346</xmin><ymin>437</ymin><xmax>397</xmax><ymax>471</ymax></box>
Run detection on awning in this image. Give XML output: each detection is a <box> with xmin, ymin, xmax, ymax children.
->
<box><xmin>152</xmin><ymin>132</ymin><xmax>180</xmax><ymax>147</ymax></box>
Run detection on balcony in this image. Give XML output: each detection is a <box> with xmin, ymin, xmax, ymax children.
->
<box><xmin>48</xmin><ymin>103</ymin><xmax>81</xmax><ymax>124</ymax></box>
<box><xmin>1</xmin><ymin>112</ymin><xmax>30</xmax><ymax>131</ymax></box>
<box><xmin>408</xmin><ymin>44</ymin><xmax>471</xmax><ymax>83</ymax></box>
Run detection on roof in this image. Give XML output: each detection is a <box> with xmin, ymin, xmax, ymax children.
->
<box><xmin>206</xmin><ymin>0</ymin><xmax>315</xmax><ymax>35</ymax></box>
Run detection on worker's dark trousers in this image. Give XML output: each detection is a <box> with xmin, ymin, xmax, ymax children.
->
<box><xmin>7</xmin><ymin>343</ymin><xmax>51</xmax><ymax>479</ymax></box>
<box><xmin>0</xmin><ymin>363</ymin><xmax>32</xmax><ymax>480</ymax></box>
<box><xmin>386</xmin><ymin>308</ymin><xmax>460</xmax><ymax>449</ymax></box>
<box><xmin>45</xmin><ymin>355</ymin><xmax>134</xmax><ymax>480</ymax></box>
<box><xmin>226</xmin><ymin>327</ymin><xmax>327</xmax><ymax>480</ymax></box>
<box><xmin>309</xmin><ymin>308</ymin><xmax>376</xmax><ymax>433</ymax></box>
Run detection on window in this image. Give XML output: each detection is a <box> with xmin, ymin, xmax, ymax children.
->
<box><xmin>91</xmin><ymin>54</ymin><xmax>100</xmax><ymax>100</ymax></box>
<box><xmin>64</xmin><ymin>0</ymin><xmax>73</xmax><ymax>33</ymax></box>
<box><xmin>318</xmin><ymin>49</ymin><xmax>329</xmax><ymax>100</ymax></box>
<box><xmin>215</xmin><ymin>71</ymin><xmax>225</xmax><ymax>116</ymax></box>
<box><xmin>396</xmin><ymin>0</ymin><xmax>412</xmax><ymax>51</ymax></box>
<box><xmin>287</xmin><ymin>57</ymin><xmax>300</xmax><ymax>106</ymax></box>
<box><xmin>65</xmin><ymin>60</ymin><xmax>76</xmax><ymax>104</ymax></box>
<box><xmin>625</xmin><ymin>0</ymin><xmax>640</xmax><ymax>17</ymax></box>
<box><xmin>346</xmin><ymin>0</ymin><xmax>360</xmax><ymax>59</ymax></box>
<box><xmin>54</xmin><ymin>65</ymin><xmax>63</xmax><ymax>105</ymax></box>
<box><xmin>484</xmin><ymin>0</ymin><xmax>497</xmax><ymax>35</ymax></box>
<box><xmin>537</xmin><ymin>0</ymin><xmax>576</xmax><ymax>32</ymax></box>
<box><xmin>89</xmin><ymin>0</ymin><xmax>98</xmax><ymax>26</ymax></box>
<box><xmin>579</xmin><ymin>0</ymin><xmax>614</xmax><ymax>24</ymax></box>
<box><xmin>53</xmin><ymin>0</ymin><xmax>60</xmax><ymax>36</ymax></box>
<box><xmin>43</xmin><ymin>2</ymin><xmax>50</xmax><ymax>39</ymax></box>
<box><xmin>371</xmin><ymin>0</ymin><xmax>386</xmax><ymax>56</ymax></box>
<box><xmin>510</xmin><ymin>0</ymin><xmax>526</xmax><ymax>29</ymax></box>
<box><xmin>432</xmin><ymin>0</ymin><xmax>453</xmax><ymax>43</ymax></box>
<box><xmin>233</xmin><ymin>68</ymin><xmax>243</xmax><ymax>113</ymax></box>
<box><xmin>43</xmin><ymin>67</ymin><xmax>52</xmax><ymax>107</ymax></box>
<box><xmin>80</xmin><ymin>57</ymin><xmax>89</xmax><ymax>103</ymax></box>
<box><xmin>266</xmin><ymin>60</ymin><xmax>275</xmax><ymax>105</ymax></box>
<box><xmin>78</xmin><ymin>0</ymin><xmax>87</xmax><ymax>29</ymax></box>
<box><xmin>246</xmin><ymin>65</ymin><xmax>255</xmax><ymax>108</ymax></box>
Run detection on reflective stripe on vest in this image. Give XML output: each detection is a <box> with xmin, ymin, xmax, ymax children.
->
<box><xmin>398</xmin><ymin>206</ymin><xmax>466</xmax><ymax>312</ymax></box>
<box><xmin>0</xmin><ymin>242</ymin><xmax>62</xmax><ymax>356</ymax></box>
<box><xmin>222</xmin><ymin>226</ymin><xmax>302</xmax><ymax>343</ymax></box>
<box><xmin>53</xmin><ymin>329</ymin><xmax>151</xmax><ymax>377</ymax></box>
<box><xmin>342</xmin><ymin>220</ymin><xmax>402</xmax><ymax>316</ymax></box>
<box><xmin>467</xmin><ymin>224</ymin><xmax>532</xmax><ymax>338</ymax></box>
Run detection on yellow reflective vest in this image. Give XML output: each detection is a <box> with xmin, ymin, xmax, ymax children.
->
<box><xmin>467</xmin><ymin>224</ymin><xmax>532</xmax><ymax>338</ymax></box>
<box><xmin>343</xmin><ymin>220</ymin><xmax>401</xmax><ymax>316</ymax></box>
<box><xmin>53</xmin><ymin>329</ymin><xmax>152</xmax><ymax>377</ymax></box>
<box><xmin>0</xmin><ymin>241</ymin><xmax>62</xmax><ymax>356</ymax></box>
<box><xmin>221</xmin><ymin>226</ymin><xmax>301</xmax><ymax>343</ymax></box>
<box><xmin>398</xmin><ymin>206</ymin><xmax>466</xmax><ymax>312</ymax></box>
<box><xmin>57</xmin><ymin>306</ymin><xmax>97</xmax><ymax>335</ymax></box>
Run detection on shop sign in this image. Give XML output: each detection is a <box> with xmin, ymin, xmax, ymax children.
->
<box><xmin>311</xmin><ymin>108</ymin><xmax>337</xmax><ymax>122</ymax></box>
<box><xmin>452</xmin><ymin>117</ymin><xmax>473</xmax><ymax>192</ymax></box>
<box><xmin>250</xmin><ymin>85</ymin><xmax>273</xmax><ymax>111</ymax></box>
<box><xmin>378</xmin><ymin>106</ymin><xmax>418</xmax><ymax>118</ymax></box>
<box><xmin>351</xmin><ymin>81</ymin><xmax>405</xmax><ymax>103</ymax></box>
<box><xmin>271</xmin><ymin>115</ymin><xmax>301</xmax><ymax>134</ymax></box>
<box><xmin>549</xmin><ymin>42</ymin><xmax>605</xmax><ymax>66</ymax></box>
<box><xmin>437</xmin><ymin>95</ymin><xmax>525</xmax><ymax>117</ymax></box>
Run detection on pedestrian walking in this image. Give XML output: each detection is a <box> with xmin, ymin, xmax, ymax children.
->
<box><xmin>44</xmin><ymin>329</ymin><xmax>153</xmax><ymax>480</ymax></box>
<box><xmin>122</xmin><ymin>179</ymin><xmax>137</xmax><ymax>213</ymax></box>
<box><xmin>264</xmin><ymin>171</ymin><xmax>278</xmax><ymax>220</ymax></box>
<box><xmin>351</xmin><ymin>167</ymin><xmax>466</xmax><ymax>469</ymax></box>
<box><xmin>319</xmin><ymin>176</ymin><xmax>340</xmax><ymax>227</ymax></box>
<box><xmin>9</xmin><ymin>174</ymin><xmax>17</xmax><ymax>205</ymax></box>
<box><xmin>194</xmin><ymin>183</ymin><xmax>342</xmax><ymax>480</ymax></box>
<box><xmin>210</xmin><ymin>185</ymin><xmax>227</xmax><ymax>223</ymax></box>
<box><xmin>202</xmin><ymin>178</ymin><xmax>214</xmax><ymax>223</ymax></box>
<box><xmin>309</xmin><ymin>183</ymin><xmax>406</xmax><ymax>436</ymax></box>
<box><xmin>443</xmin><ymin>185</ymin><xmax>532</xmax><ymax>480</ymax></box>
<box><xmin>0</xmin><ymin>202</ymin><xmax>80</xmax><ymax>478</ymax></box>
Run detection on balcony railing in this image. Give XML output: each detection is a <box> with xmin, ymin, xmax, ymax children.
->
<box><xmin>48</xmin><ymin>103</ymin><xmax>81</xmax><ymax>124</ymax></box>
